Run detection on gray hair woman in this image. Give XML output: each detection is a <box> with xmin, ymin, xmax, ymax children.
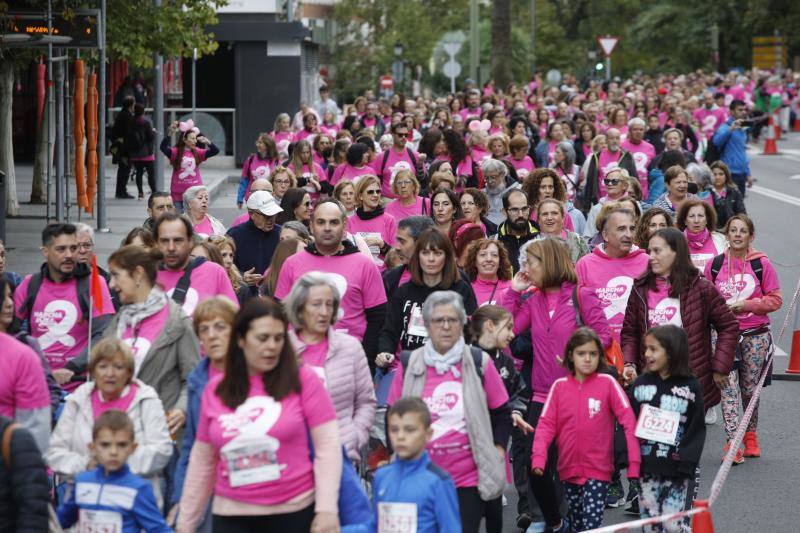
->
<box><xmin>284</xmin><ymin>271</ymin><xmax>376</xmax><ymax>461</ymax></box>
<box><xmin>386</xmin><ymin>290</ymin><xmax>512</xmax><ymax>533</ymax></box>
<box><xmin>183</xmin><ymin>185</ymin><xmax>226</xmax><ymax>238</ymax></box>
<box><xmin>280</xmin><ymin>220</ymin><xmax>313</xmax><ymax>244</ymax></box>
<box><xmin>552</xmin><ymin>141</ymin><xmax>581</xmax><ymax>201</ymax></box>
<box><xmin>685</xmin><ymin>162</ymin><xmax>712</xmax><ymax>194</ymax></box>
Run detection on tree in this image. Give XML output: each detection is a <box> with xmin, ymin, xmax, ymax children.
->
<box><xmin>490</xmin><ymin>0</ymin><xmax>513</xmax><ymax>88</ymax></box>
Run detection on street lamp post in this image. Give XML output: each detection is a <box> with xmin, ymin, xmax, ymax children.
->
<box><xmin>392</xmin><ymin>41</ymin><xmax>404</xmax><ymax>93</ymax></box>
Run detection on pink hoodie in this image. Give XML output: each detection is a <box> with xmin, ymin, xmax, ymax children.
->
<box><xmin>532</xmin><ymin>373</ymin><xmax>640</xmax><ymax>483</ymax></box>
<box><xmin>500</xmin><ymin>282</ymin><xmax>611</xmax><ymax>403</ymax></box>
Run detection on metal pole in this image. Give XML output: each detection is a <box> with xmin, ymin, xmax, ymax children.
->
<box><xmin>287</xmin><ymin>0</ymin><xmax>294</xmax><ymax>22</ymax></box>
<box><xmin>192</xmin><ymin>48</ymin><xmax>197</xmax><ymax>121</ymax></box>
<box><xmin>64</xmin><ymin>58</ymin><xmax>72</xmax><ymax>222</ymax></box>
<box><xmin>46</xmin><ymin>1</ymin><xmax>53</xmax><ymax>221</ymax></box>
<box><xmin>97</xmin><ymin>0</ymin><xmax>108</xmax><ymax>231</ymax></box>
<box><xmin>153</xmin><ymin>0</ymin><xmax>165</xmax><ymax>192</ymax></box>
<box><xmin>530</xmin><ymin>0</ymin><xmax>536</xmax><ymax>73</ymax></box>
<box><xmin>606</xmin><ymin>56</ymin><xmax>611</xmax><ymax>81</ymax></box>
<box><xmin>469</xmin><ymin>0</ymin><xmax>479</xmax><ymax>83</ymax></box>
<box><xmin>55</xmin><ymin>55</ymin><xmax>65</xmax><ymax>222</ymax></box>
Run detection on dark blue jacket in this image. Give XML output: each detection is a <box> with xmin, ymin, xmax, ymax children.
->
<box><xmin>226</xmin><ymin>219</ymin><xmax>282</xmax><ymax>276</ymax></box>
<box><xmin>369</xmin><ymin>451</ymin><xmax>460</xmax><ymax>533</ymax></box>
<box><xmin>172</xmin><ymin>357</ymin><xmax>210</xmax><ymax>506</ymax></box>
<box><xmin>57</xmin><ymin>464</ymin><xmax>171</xmax><ymax>533</ymax></box>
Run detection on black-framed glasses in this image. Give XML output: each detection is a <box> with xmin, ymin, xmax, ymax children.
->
<box><xmin>365</xmin><ymin>190</ymin><xmax>381</xmax><ymax>196</ymax></box>
<box><xmin>507</xmin><ymin>206</ymin><xmax>530</xmax><ymax>215</ymax></box>
<box><xmin>603</xmin><ymin>178</ymin><xmax>622</xmax><ymax>186</ymax></box>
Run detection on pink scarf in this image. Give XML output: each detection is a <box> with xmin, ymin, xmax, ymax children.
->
<box><xmin>684</xmin><ymin>228</ymin><xmax>710</xmax><ymax>249</ymax></box>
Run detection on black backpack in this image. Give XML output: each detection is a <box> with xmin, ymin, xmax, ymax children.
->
<box><xmin>709</xmin><ymin>254</ymin><xmax>763</xmax><ymax>286</ymax></box>
<box><xmin>23</xmin><ymin>273</ymin><xmax>92</xmax><ymax>322</ymax></box>
<box><xmin>704</xmin><ymin>131</ymin><xmax>729</xmax><ymax>165</ymax></box>
<box><xmin>162</xmin><ymin>257</ymin><xmax>206</xmax><ymax>305</ymax></box>
<box><xmin>399</xmin><ymin>345</ymin><xmax>485</xmax><ymax>384</ymax></box>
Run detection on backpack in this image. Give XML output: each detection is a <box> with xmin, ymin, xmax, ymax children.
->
<box><xmin>23</xmin><ymin>273</ymin><xmax>92</xmax><ymax>322</ymax></box>
<box><xmin>709</xmin><ymin>254</ymin><xmax>763</xmax><ymax>286</ymax></box>
<box><xmin>399</xmin><ymin>345</ymin><xmax>485</xmax><ymax>384</ymax></box>
<box><xmin>572</xmin><ymin>286</ymin><xmax>624</xmax><ymax>374</ymax></box>
<box><xmin>162</xmin><ymin>257</ymin><xmax>206</xmax><ymax>305</ymax></box>
<box><xmin>704</xmin><ymin>125</ymin><xmax>731</xmax><ymax>165</ymax></box>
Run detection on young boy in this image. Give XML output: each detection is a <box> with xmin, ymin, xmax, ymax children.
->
<box><xmin>57</xmin><ymin>410</ymin><xmax>172</xmax><ymax>533</ymax></box>
<box><xmin>371</xmin><ymin>397</ymin><xmax>460</xmax><ymax>533</ymax></box>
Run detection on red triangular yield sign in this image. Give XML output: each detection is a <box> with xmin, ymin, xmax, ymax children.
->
<box><xmin>598</xmin><ymin>37</ymin><xmax>619</xmax><ymax>56</ymax></box>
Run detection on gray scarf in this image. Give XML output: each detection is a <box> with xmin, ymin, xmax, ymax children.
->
<box><xmin>115</xmin><ymin>287</ymin><xmax>168</xmax><ymax>338</ymax></box>
<box><xmin>422</xmin><ymin>337</ymin><xmax>466</xmax><ymax>378</ymax></box>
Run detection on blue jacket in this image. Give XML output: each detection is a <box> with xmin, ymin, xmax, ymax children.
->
<box><xmin>226</xmin><ymin>219</ymin><xmax>282</xmax><ymax>276</ymax></box>
<box><xmin>646</xmin><ymin>168</ymin><xmax>666</xmax><ymax>207</ymax></box>
<box><xmin>172</xmin><ymin>357</ymin><xmax>210</xmax><ymax>505</ymax></box>
<box><xmin>369</xmin><ymin>451</ymin><xmax>460</xmax><ymax>533</ymax></box>
<box><xmin>712</xmin><ymin>119</ymin><xmax>751</xmax><ymax>176</ymax></box>
<box><xmin>57</xmin><ymin>465</ymin><xmax>171</xmax><ymax>533</ymax></box>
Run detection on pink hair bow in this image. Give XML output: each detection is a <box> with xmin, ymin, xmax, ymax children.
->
<box><xmin>179</xmin><ymin>119</ymin><xmax>199</xmax><ymax>134</ymax></box>
<box><xmin>468</xmin><ymin>119</ymin><xmax>491</xmax><ymax>133</ymax></box>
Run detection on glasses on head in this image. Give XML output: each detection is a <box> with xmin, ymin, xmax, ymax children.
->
<box><xmin>430</xmin><ymin>317</ymin><xmax>459</xmax><ymax>327</ymax></box>
<box><xmin>506</xmin><ymin>206</ymin><xmax>530</xmax><ymax>216</ymax></box>
<box><xmin>365</xmin><ymin>190</ymin><xmax>381</xmax><ymax>196</ymax></box>
<box><xmin>603</xmin><ymin>178</ymin><xmax>622</xmax><ymax>186</ymax></box>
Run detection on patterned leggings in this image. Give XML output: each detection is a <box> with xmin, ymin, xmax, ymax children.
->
<box><xmin>639</xmin><ymin>474</ymin><xmax>691</xmax><ymax>532</ymax></box>
<box><xmin>720</xmin><ymin>331</ymin><xmax>772</xmax><ymax>440</ymax></box>
<box><xmin>563</xmin><ymin>479</ymin><xmax>609</xmax><ymax>531</ymax></box>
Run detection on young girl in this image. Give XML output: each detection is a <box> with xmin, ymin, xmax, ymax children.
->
<box><xmin>160</xmin><ymin>120</ymin><xmax>219</xmax><ymax>212</ymax></box>
<box><xmin>531</xmin><ymin>327</ymin><xmax>640</xmax><ymax>532</ymax></box>
<box><xmin>630</xmin><ymin>325</ymin><xmax>706</xmax><ymax>533</ymax></box>
<box><xmin>288</xmin><ymin>139</ymin><xmax>325</xmax><ymax>202</ymax></box>
<box><xmin>237</xmin><ymin>133</ymin><xmax>279</xmax><ymax>209</ymax></box>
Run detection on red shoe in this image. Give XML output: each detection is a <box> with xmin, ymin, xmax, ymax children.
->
<box><xmin>723</xmin><ymin>441</ymin><xmax>745</xmax><ymax>465</ymax></box>
<box><xmin>743</xmin><ymin>431</ymin><xmax>761</xmax><ymax>457</ymax></box>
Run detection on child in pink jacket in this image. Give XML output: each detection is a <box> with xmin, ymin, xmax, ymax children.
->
<box><xmin>532</xmin><ymin>327</ymin><xmax>640</xmax><ymax>532</ymax></box>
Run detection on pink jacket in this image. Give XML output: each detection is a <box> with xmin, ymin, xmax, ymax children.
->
<box><xmin>501</xmin><ymin>282</ymin><xmax>611</xmax><ymax>403</ymax></box>
<box><xmin>532</xmin><ymin>373</ymin><xmax>640</xmax><ymax>483</ymax></box>
<box><xmin>290</xmin><ymin>329</ymin><xmax>376</xmax><ymax>461</ymax></box>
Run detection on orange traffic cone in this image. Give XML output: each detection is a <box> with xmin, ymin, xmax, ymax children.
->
<box><xmin>786</xmin><ymin>304</ymin><xmax>800</xmax><ymax>374</ymax></box>
<box><xmin>691</xmin><ymin>499</ymin><xmax>715</xmax><ymax>533</ymax></box>
<box><xmin>762</xmin><ymin>114</ymin><xmax>778</xmax><ymax>155</ymax></box>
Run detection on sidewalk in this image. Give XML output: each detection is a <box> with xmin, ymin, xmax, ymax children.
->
<box><xmin>5</xmin><ymin>157</ymin><xmax>240</xmax><ymax>275</ymax></box>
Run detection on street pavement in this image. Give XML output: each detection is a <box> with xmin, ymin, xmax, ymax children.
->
<box><xmin>5</xmin><ymin>134</ymin><xmax>800</xmax><ymax>532</ymax></box>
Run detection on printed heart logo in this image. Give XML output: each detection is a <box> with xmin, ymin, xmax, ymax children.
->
<box><xmin>36</xmin><ymin>300</ymin><xmax>79</xmax><ymax>350</ymax></box>
<box><xmin>601</xmin><ymin>276</ymin><xmax>633</xmax><ymax>319</ymax></box>
<box><xmin>253</xmin><ymin>166</ymin><xmax>270</xmax><ymax>179</ymax></box>
<box><xmin>221</xmin><ymin>396</ymin><xmax>282</xmax><ymax>439</ymax></box>
<box><xmin>722</xmin><ymin>273</ymin><xmax>756</xmax><ymax>304</ymax></box>
<box><xmin>429</xmin><ymin>381</ymin><xmax>466</xmax><ymax>440</ymax></box>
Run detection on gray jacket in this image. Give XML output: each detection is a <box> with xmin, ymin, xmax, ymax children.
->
<box><xmin>105</xmin><ymin>299</ymin><xmax>200</xmax><ymax>413</ymax></box>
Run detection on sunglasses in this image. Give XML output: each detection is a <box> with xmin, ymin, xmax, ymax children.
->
<box><xmin>603</xmin><ymin>178</ymin><xmax>622</xmax><ymax>186</ymax></box>
<box><xmin>365</xmin><ymin>190</ymin><xmax>381</xmax><ymax>196</ymax></box>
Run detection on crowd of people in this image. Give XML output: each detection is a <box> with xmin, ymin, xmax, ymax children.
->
<box><xmin>0</xmin><ymin>67</ymin><xmax>791</xmax><ymax>533</ymax></box>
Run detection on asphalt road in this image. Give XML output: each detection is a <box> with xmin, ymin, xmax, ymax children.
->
<box><xmin>209</xmin><ymin>134</ymin><xmax>800</xmax><ymax>533</ymax></box>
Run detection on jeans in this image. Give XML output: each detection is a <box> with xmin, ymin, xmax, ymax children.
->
<box><xmin>731</xmin><ymin>173</ymin><xmax>748</xmax><ymax>197</ymax></box>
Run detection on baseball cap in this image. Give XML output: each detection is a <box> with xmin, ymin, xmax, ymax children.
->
<box><xmin>246</xmin><ymin>190</ymin><xmax>282</xmax><ymax>216</ymax></box>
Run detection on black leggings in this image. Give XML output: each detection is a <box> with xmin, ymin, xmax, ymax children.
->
<box><xmin>457</xmin><ymin>486</ymin><xmax>503</xmax><ymax>533</ymax></box>
<box><xmin>212</xmin><ymin>505</ymin><xmax>314</xmax><ymax>532</ymax></box>
<box><xmin>132</xmin><ymin>160</ymin><xmax>155</xmax><ymax>196</ymax></box>
<box><xmin>528</xmin><ymin>401</ymin><xmax>565</xmax><ymax>528</ymax></box>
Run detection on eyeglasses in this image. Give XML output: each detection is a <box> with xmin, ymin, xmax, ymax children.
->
<box><xmin>365</xmin><ymin>190</ymin><xmax>381</xmax><ymax>196</ymax></box>
<box><xmin>506</xmin><ymin>206</ymin><xmax>530</xmax><ymax>216</ymax></box>
<box><xmin>395</xmin><ymin>180</ymin><xmax>413</xmax><ymax>186</ymax></box>
<box><xmin>430</xmin><ymin>317</ymin><xmax>459</xmax><ymax>327</ymax></box>
<box><xmin>78</xmin><ymin>243</ymin><xmax>94</xmax><ymax>251</ymax></box>
<box><xmin>603</xmin><ymin>178</ymin><xmax>622</xmax><ymax>186</ymax></box>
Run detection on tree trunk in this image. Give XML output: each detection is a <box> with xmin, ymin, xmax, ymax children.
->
<box><xmin>31</xmin><ymin>91</ymin><xmax>50</xmax><ymax>204</ymax></box>
<box><xmin>0</xmin><ymin>60</ymin><xmax>20</xmax><ymax>216</ymax></box>
<box><xmin>491</xmin><ymin>0</ymin><xmax>513</xmax><ymax>89</ymax></box>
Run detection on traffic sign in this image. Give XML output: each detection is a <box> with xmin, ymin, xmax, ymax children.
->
<box><xmin>380</xmin><ymin>75</ymin><xmax>394</xmax><ymax>90</ymax></box>
<box><xmin>443</xmin><ymin>60</ymin><xmax>462</xmax><ymax>78</ymax></box>
<box><xmin>597</xmin><ymin>36</ymin><xmax>619</xmax><ymax>57</ymax></box>
<box><xmin>546</xmin><ymin>69</ymin><xmax>562</xmax><ymax>86</ymax></box>
<box><xmin>443</xmin><ymin>41</ymin><xmax>463</xmax><ymax>57</ymax></box>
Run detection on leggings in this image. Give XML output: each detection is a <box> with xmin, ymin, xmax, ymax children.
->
<box><xmin>564</xmin><ymin>479</ymin><xmax>609</xmax><ymax>531</ymax></box>
<box><xmin>132</xmin><ymin>160</ymin><xmax>156</xmax><ymax>196</ymax></box>
<box><xmin>720</xmin><ymin>331</ymin><xmax>771</xmax><ymax>440</ymax></box>
<box><xmin>528</xmin><ymin>401</ymin><xmax>564</xmax><ymax>528</ymax></box>
<box><xmin>457</xmin><ymin>486</ymin><xmax>503</xmax><ymax>533</ymax></box>
<box><xmin>639</xmin><ymin>474</ymin><xmax>691</xmax><ymax>533</ymax></box>
<box><xmin>212</xmin><ymin>505</ymin><xmax>314</xmax><ymax>532</ymax></box>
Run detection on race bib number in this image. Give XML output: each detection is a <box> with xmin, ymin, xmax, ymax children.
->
<box><xmin>635</xmin><ymin>404</ymin><xmax>680</xmax><ymax>446</ymax></box>
<box><xmin>378</xmin><ymin>502</ymin><xmax>418</xmax><ymax>533</ymax></box>
<box><xmin>78</xmin><ymin>509</ymin><xmax>122</xmax><ymax>533</ymax></box>
<box><xmin>406</xmin><ymin>304</ymin><xmax>428</xmax><ymax>338</ymax></box>
<box><xmin>223</xmin><ymin>442</ymin><xmax>281</xmax><ymax>487</ymax></box>
<box><xmin>358</xmin><ymin>232</ymin><xmax>383</xmax><ymax>257</ymax></box>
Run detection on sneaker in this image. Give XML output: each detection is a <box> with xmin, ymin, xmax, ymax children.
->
<box><xmin>723</xmin><ymin>441</ymin><xmax>745</xmax><ymax>465</ymax></box>
<box><xmin>704</xmin><ymin>407</ymin><xmax>718</xmax><ymax>425</ymax></box>
<box><xmin>516</xmin><ymin>513</ymin><xmax>533</xmax><ymax>530</ymax></box>
<box><xmin>743</xmin><ymin>431</ymin><xmax>761</xmax><ymax>457</ymax></box>
<box><xmin>624</xmin><ymin>494</ymin><xmax>640</xmax><ymax>515</ymax></box>
<box><xmin>605</xmin><ymin>481</ymin><xmax>625</xmax><ymax>508</ymax></box>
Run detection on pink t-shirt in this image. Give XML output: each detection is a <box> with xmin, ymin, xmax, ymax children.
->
<box><xmin>0</xmin><ymin>332</ymin><xmax>50</xmax><ymax>417</ymax></box>
<box><xmin>685</xmin><ymin>231</ymin><xmax>723</xmax><ymax>272</ymax></box>
<box><xmin>194</xmin><ymin>216</ymin><xmax>215</xmax><ymax>239</ymax></box>
<box><xmin>271</xmin><ymin>131</ymin><xmax>294</xmax><ymax>155</ymax></box>
<box><xmin>621</xmin><ymin>140</ymin><xmax>656</xmax><ymax>198</ymax></box>
<box><xmin>14</xmin><ymin>275</ymin><xmax>114</xmax><ymax>378</ymax></box>
<box><xmin>197</xmin><ymin>367</ymin><xmax>336</xmax><ymax>505</ymax></box>
<box><xmin>120</xmin><ymin>304</ymin><xmax>170</xmax><ymax>375</ymax></box>
<box><xmin>693</xmin><ymin>107</ymin><xmax>728</xmax><ymax>138</ymax></box>
<box><xmin>242</xmin><ymin>157</ymin><xmax>276</xmax><ymax>198</ymax></box>
<box><xmin>384</xmin><ymin>197</ymin><xmax>429</xmax><ymax>220</ymax></box>
<box><xmin>300</xmin><ymin>338</ymin><xmax>329</xmax><ymax>386</ymax></box>
<box><xmin>576</xmin><ymin>248</ymin><xmax>650</xmax><ymax>341</ymax></box>
<box><xmin>293</xmin><ymin>162</ymin><xmax>327</xmax><ymax>199</ymax></box>
<box><xmin>596</xmin><ymin>149</ymin><xmax>623</xmax><ymax>197</ymax></box>
<box><xmin>347</xmin><ymin>212</ymin><xmax>398</xmax><ymax>272</ymax></box>
<box><xmin>329</xmin><ymin>164</ymin><xmax>374</xmax><ymax>187</ymax></box>
<box><xmin>230</xmin><ymin>212</ymin><xmax>250</xmax><ymax>228</ymax></box>
<box><xmin>376</xmin><ymin>147</ymin><xmax>420</xmax><ymax>198</ymax></box>
<box><xmin>91</xmin><ymin>383</ymin><xmax>138</xmax><ymax>419</ymax></box>
<box><xmin>554</xmin><ymin>166</ymin><xmax>580</xmax><ymax>201</ymax></box>
<box><xmin>387</xmin><ymin>359</ymin><xmax>509</xmax><ymax>488</ymax></box>
<box><xmin>507</xmin><ymin>155</ymin><xmax>535</xmax><ymax>180</ymax></box>
<box><xmin>293</xmin><ymin>129</ymin><xmax>317</xmax><ymax>145</ymax></box>
<box><xmin>547</xmin><ymin>141</ymin><xmax>559</xmax><ymax>165</ymax></box>
<box><xmin>704</xmin><ymin>255</ymin><xmax>779</xmax><ymax>330</ymax></box>
<box><xmin>472</xmin><ymin>278</ymin><xmax>512</xmax><ymax>306</ymax></box>
<box><xmin>157</xmin><ymin>261</ymin><xmax>239</xmax><ymax>316</ymax></box>
<box><xmin>647</xmin><ymin>278</ymin><xmax>682</xmax><ymax>328</ymax></box>
<box><xmin>471</xmin><ymin>147</ymin><xmax>491</xmax><ymax>165</ymax></box>
<box><xmin>274</xmin><ymin>250</ymin><xmax>387</xmax><ymax>341</ymax></box>
<box><xmin>169</xmin><ymin>147</ymin><xmax>209</xmax><ymax>201</ymax></box>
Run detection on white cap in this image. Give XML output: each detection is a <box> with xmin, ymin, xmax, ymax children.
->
<box><xmin>246</xmin><ymin>190</ymin><xmax>283</xmax><ymax>216</ymax></box>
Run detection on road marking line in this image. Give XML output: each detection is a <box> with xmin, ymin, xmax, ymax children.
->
<box><xmin>749</xmin><ymin>185</ymin><xmax>800</xmax><ymax>207</ymax></box>
<box><xmin>790</xmin><ymin>175</ymin><xmax>800</xmax><ymax>180</ymax></box>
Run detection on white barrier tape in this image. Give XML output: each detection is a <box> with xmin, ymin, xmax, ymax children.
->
<box><xmin>584</xmin><ymin>507</ymin><xmax>703</xmax><ymax>532</ymax></box>
<box><xmin>777</xmin><ymin>276</ymin><xmax>800</xmax><ymax>341</ymax></box>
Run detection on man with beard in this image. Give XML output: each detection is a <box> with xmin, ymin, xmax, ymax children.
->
<box><xmin>13</xmin><ymin>224</ymin><xmax>114</xmax><ymax>389</ymax></box>
<box><xmin>274</xmin><ymin>200</ymin><xmax>387</xmax><ymax>365</ymax></box>
<box><xmin>582</xmin><ymin>128</ymin><xmax>638</xmax><ymax>208</ymax></box>
<box><xmin>496</xmin><ymin>189</ymin><xmax>539</xmax><ymax>273</ymax></box>
<box><xmin>155</xmin><ymin>213</ymin><xmax>238</xmax><ymax>316</ymax></box>
<box><xmin>382</xmin><ymin>216</ymin><xmax>435</xmax><ymax>298</ymax></box>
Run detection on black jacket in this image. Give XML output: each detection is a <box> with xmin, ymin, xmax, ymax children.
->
<box><xmin>581</xmin><ymin>150</ymin><xmax>639</xmax><ymax>209</ymax></box>
<box><xmin>496</xmin><ymin>220</ymin><xmax>539</xmax><ymax>274</ymax></box>
<box><xmin>227</xmin><ymin>220</ymin><xmax>282</xmax><ymax>276</ymax></box>
<box><xmin>127</xmin><ymin>116</ymin><xmax>155</xmax><ymax>159</ymax></box>
<box><xmin>111</xmin><ymin>108</ymin><xmax>135</xmax><ymax>156</ymax></box>
<box><xmin>475</xmin><ymin>344</ymin><xmax>528</xmax><ymax>416</ymax></box>
<box><xmin>629</xmin><ymin>373</ymin><xmax>706</xmax><ymax>477</ymax></box>
<box><xmin>710</xmin><ymin>186</ymin><xmax>746</xmax><ymax>230</ymax></box>
<box><xmin>0</xmin><ymin>417</ymin><xmax>50</xmax><ymax>533</ymax></box>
